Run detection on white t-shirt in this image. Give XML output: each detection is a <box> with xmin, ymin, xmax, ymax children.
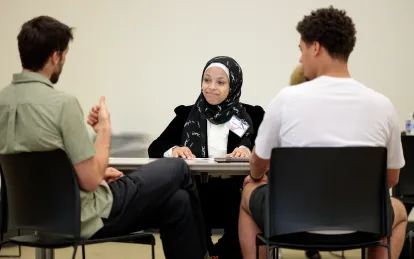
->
<box><xmin>255</xmin><ymin>76</ymin><xmax>405</xmax><ymax>170</ymax></box>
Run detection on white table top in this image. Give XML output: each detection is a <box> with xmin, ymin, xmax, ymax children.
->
<box><xmin>109</xmin><ymin>157</ymin><xmax>250</xmax><ymax>174</ymax></box>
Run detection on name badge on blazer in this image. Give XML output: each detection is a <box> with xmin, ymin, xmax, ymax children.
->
<box><xmin>227</xmin><ymin>115</ymin><xmax>250</xmax><ymax>138</ymax></box>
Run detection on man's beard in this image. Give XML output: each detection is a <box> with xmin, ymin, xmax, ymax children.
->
<box><xmin>50</xmin><ymin>62</ymin><xmax>63</xmax><ymax>84</ymax></box>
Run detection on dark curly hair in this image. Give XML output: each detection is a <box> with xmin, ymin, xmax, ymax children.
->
<box><xmin>296</xmin><ymin>6</ymin><xmax>356</xmax><ymax>61</ymax></box>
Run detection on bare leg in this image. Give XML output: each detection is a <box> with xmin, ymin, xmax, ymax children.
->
<box><xmin>239</xmin><ymin>182</ymin><xmax>267</xmax><ymax>259</ymax></box>
<box><xmin>368</xmin><ymin>198</ymin><xmax>407</xmax><ymax>259</ymax></box>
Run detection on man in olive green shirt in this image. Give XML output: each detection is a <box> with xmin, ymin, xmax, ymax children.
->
<box><xmin>0</xmin><ymin>16</ymin><xmax>207</xmax><ymax>259</ymax></box>
<box><xmin>0</xmin><ymin>71</ymin><xmax>113</xmax><ymax>239</ymax></box>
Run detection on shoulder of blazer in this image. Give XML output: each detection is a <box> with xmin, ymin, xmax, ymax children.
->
<box><xmin>241</xmin><ymin>103</ymin><xmax>265</xmax><ymax>120</ymax></box>
<box><xmin>173</xmin><ymin>105</ymin><xmax>193</xmax><ymax>117</ymax></box>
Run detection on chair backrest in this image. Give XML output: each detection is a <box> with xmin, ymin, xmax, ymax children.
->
<box><xmin>266</xmin><ymin>147</ymin><xmax>389</xmax><ymax>238</ymax></box>
<box><xmin>396</xmin><ymin>136</ymin><xmax>414</xmax><ymax>196</ymax></box>
<box><xmin>0</xmin><ymin>149</ymin><xmax>81</xmax><ymax>238</ymax></box>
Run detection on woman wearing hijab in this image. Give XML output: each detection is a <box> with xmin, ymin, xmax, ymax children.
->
<box><xmin>148</xmin><ymin>56</ymin><xmax>265</xmax><ymax>259</ymax></box>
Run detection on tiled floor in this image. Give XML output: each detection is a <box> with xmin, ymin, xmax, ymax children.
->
<box><xmin>0</xmin><ymin>234</ymin><xmax>364</xmax><ymax>259</ymax></box>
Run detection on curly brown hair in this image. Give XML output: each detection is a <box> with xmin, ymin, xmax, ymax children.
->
<box><xmin>296</xmin><ymin>6</ymin><xmax>356</xmax><ymax>61</ymax></box>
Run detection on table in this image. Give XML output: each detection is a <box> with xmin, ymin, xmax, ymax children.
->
<box><xmin>109</xmin><ymin>157</ymin><xmax>250</xmax><ymax>176</ymax></box>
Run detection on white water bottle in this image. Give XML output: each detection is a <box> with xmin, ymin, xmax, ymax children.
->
<box><xmin>405</xmin><ymin>113</ymin><xmax>413</xmax><ymax>135</ymax></box>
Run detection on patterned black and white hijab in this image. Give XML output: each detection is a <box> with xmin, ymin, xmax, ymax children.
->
<box><xmin>181</xmin><ymin>56</ymin><xmax>254</xmax><ymax>158</ymax></box>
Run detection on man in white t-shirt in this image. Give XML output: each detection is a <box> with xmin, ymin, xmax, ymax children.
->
<box><xmin>239</xmin><ymin>6</ymin><xmax>408</xmax><ymax>259</ymax></box>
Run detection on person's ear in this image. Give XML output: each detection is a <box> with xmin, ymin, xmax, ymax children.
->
<box><xmin>50</xmin><ymin>51</ymin><xmax>61</xmax><ymax>66</ymax></box>
<box><xmin>312</xmin><ymin>41</ymin><xmax>321</xmax><ymax>57</ymax></box>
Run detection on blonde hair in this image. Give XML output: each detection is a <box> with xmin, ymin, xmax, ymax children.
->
<box><xmin>289</xmin><ymin>64</ymin><xmax>306</xmax><ymax>86</ymax></box>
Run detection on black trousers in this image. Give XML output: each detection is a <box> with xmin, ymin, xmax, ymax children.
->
<box><xmin>92</xmin><ymin>158</ymin><xmax>207</xmax><ymax>259</ymax></box>
<box><xmin>197</xmin><ymin>176</ymin><xmax>244</xmax><ymax>259</ymax></box>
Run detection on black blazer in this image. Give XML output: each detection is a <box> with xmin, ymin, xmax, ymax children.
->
<box><xmin>148</xmin><ymin>103</ymin><xmax>265</xmax><ymax>158</ymax></box>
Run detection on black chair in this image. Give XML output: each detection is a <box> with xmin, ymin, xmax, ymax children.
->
<box><xmin>393</xmin><ymin>135</ymin><xmax>414</xmax><ymax>259</ymax></box>
<box><xmin>393</xmin><ymin>136</ymin><xmax>414</xmax><ymax>197</ymax></box>
<box><xmin>0</xmin><ymin>167</ymin><xmax>21</xmax><ymax>258</ymax></box>
<box><xmin>0</xmin><ymin>149</ymin><xmax>155</xmax><ymax>259</ymax></box>
<box><xmin>408</xmin><ymin>230</ymin><xmax>414</xmax><ymax>258</ymax></box>
<box><xmin>399</xmin><ymin>230</ymin><xmax>413</xmax><ymax>259</ymax></box>
<box><xmin>393</xmin><ymin>136</ymin><xmax>414</xmax><ymax>222</ymax></box>
<box><xmin>256</xmin><ymin>147</ymin><xmax>392</xmax><ymax>259</ymax></box>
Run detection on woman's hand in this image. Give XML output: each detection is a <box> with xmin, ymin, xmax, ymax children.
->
<box><xmin>226</xmin><ymin>147</ymin><xmax>250</xmax><ymax>158</ymax></box>
<box><xmin>172</xmin><ymin>146</ymin><xmax>196</xmax><ymax>159</ymax></box>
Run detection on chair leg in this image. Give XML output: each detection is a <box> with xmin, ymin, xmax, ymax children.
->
<box><xmin>16</xmin><ymin>230</ymin><xmax>20</xmax><ymax>258</ymax></box>
<box><xmin>16</xmin><ymin>245</ymin><xmax>21</xmax><ymax>258</ymax></box>
<box><xmin>151</xmin><ymin>244</ymin><xmax>155</xmax><ymax>259</ymax></box>
<box><xmin>72</xmin><ymin>245</ymin><xmax>78</xmax><ymax>259</ymax></box>
<box><xmin>82</xmin><ymin>245</ymin><xmax>85</xmax><ymax>259</ymax></box>
<box><xmin>275</xmin><ymin>248</ymin><xmax>278</xmax><ymax>259</ymax></box>
<box><xmin>387</xmin><ymin>236</ymin><xmax>391</xmax><ymax>259</ymax></box>
<box><xmin>0</xmin><ymin>242</ymin><xmax>17</xmax><ymax>258</ymax></box>
<box><xmin>361</xmin><ymin>248</ymin><xmax>365</xmax><ymax>259</ymax></box>
<box><xmin>266</xmin><ymin>243</ymin><xmax>270</xmax><ymax>259</ymax></box>
<box><xmin>329</xmin><ymin>251</ymin><xmax>345</xmax><ymax>258</ymax></box>
<box><xmin>0</xmin><ymin>229</ymin><xmax>21</xmax><ymax>258</ymax></box>
<box><xmin>35</xmin><ymin>248</ymin><xmax>54</xmax><ymax>259</ymax></box>
<box><xmin>409</xmin><ymin>232</ymin><xmax>413</xmax><ymax>259</ymax></box>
